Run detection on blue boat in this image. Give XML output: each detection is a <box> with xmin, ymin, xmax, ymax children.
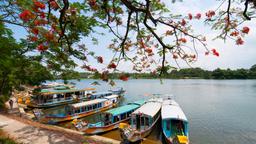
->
<box><xmin>120</xmin><ymin>97</ymin><xmax>163</xmax><ymax>142</ymax></box>
<box><xmin>161</xmin><ymin>98</ymin><xmax>189</xmax><ymax>144</ymax></box>
<box><xmin>74</xmin><ymin>100</ymin><xmax>145</xmax><ymax>134</ymax></box>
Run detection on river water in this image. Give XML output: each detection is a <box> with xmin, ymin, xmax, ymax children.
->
<box><xmin>46</xmin><ymin>79</ymin><xmax>256</xmax><ymax>144</ymax></box>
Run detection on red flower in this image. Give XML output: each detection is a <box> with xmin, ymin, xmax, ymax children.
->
<box><xmin>139</xmin><ymin>40</ymin><xmax>146</xmax><ymax>48</ymax></box>
<box><xmin>34</xmin><ymin>20</ymin><xmax>41</xmax><ymax>25</ymax></box>
<box><xmin>97</xmin><ymin>56</ymin><xmax>103</xmax><ymax>63</ymax></box>
<box><xmin>173</xmin><ymin>54</ymin><xmax>178</xmax><ymax>59</ymax></box>
<box><xmin>108</xmin><ymin>63</ymin><xmax>117</xmax><ymax>69</ymax></box>
<box><xmin>165</xmin><ymin>30</ymin><xmax>172</xmax><ymax>36</ymax></box>
<box><xmin>195</xmin><ymin>13</ymin><xmax>201</xmax><ymax>19</ymax></box>
<box><xmin>119</xmin><ymin>75</ymin><xmax>129</xmax><ymax>81</ymax></box>
<box><xmin>31</xmin><ymin>28</ymin><xmax>39</xmax><ymax>35</ymax></box>
<box><xmin>191</xmin><ymin>54</ymin><xmax>196</xmax><ymax>59</ymax></box>
<box><xmin>242</xmin><ymin>26</ymin><xmax>250</xmax><ymax>34</ymax></box>
<box><xmin>236</xmin><ymin>37</ymin><xmax>244</xmax><ymax>45</ymax></box>
<box><xmin>180</xmin><ymin>19</ymin><xmax>186</xmax><ymax>26</ymax></box>
<box><xmin>40</xmin><ymin>13</ymin><xmax>45</xmax><ymax>19</ymax></box>
<box><xmin>206</xmin><ymin>10</ymin><xmax>215</xmax><ymax>19</ymax></box>
<box><xmin>33</xmin><ymin>1</ymin><xmax>45</xmax><ymax>10</ymax></box>
<box><xmin>19</xmin><ymin>10</ymin><xmax>34</xmax><ymax>22</ymax></box>
<box><xmin>211</xmin><ymin>49</ymin><xmax>220</xmax><ymax>57</ymax></box>
<box><xmin>45</xmin><ymin>32</ymin><xmax>54</xmax><ymax>41</ymax></box>
<box><xmin>29</xmin><ymin>36</ymin><xmax>38</xmax><ymax>42</ymax></box>
<box><xmin>230</xmin><ymin>31</ymin><xmax>239</xmax><ymax>37</ymax></box>
<box><xmin>145</xmin><ymin>48</ymin><xmax>152</xmax><ymax>53</ymax></box>
<box><xmin>179</xmin><ymin>38</ymin><xmax>187</xmax><ymax>43</ymax></box>
<box><xmin>188</xmin><ymin>13</ymin><xmax>193</xmax><ymax>20</ymax></box>
<box><xmin>37</xmin><ymin>44</ymin><xmax>48</xmax><ymax>52</ymax></box>
<box><xmin>50</xmin><ymin>1</ymin><xmax>59</xmax><ymax>10</ymax></box>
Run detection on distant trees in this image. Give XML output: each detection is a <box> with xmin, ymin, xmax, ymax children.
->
<box><xmin>79</xmin><ymin>65</ymin><xmax>256</xmax><ymax>80</ymax></box>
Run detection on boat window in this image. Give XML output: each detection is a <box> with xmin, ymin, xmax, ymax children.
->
<box><xmin>75</xmin><ymin>92</ymin><xmax>79</xmax><ymax>95</ymax></box>
<box><xmin>81</xmin><ymin>106</ymin><xmax>85</xmax><ymax>112</ymax></box>
<box><xmin>145</xmin><ymin>117</ymin><xmax>149</xmax><ymax>127</ymax></box>
<box><xmin>88</xmin><ymin>105</ymin><xmax>92</xmax><ymax>111</ymax></box>
<box><xmin>93</xmin><ymin>104</ymin><xmax>97</xmax><ymax>109</ymax></box>
<box><xmin>127</xmin><ymin>111</ymin><xmax>131</xmax><ymax>117</ymax></box>
<box><xmin>167</xmin><ymin>120</ymin><xmax>171</xmax><ymax>130</ymax></box>
<box><xmin>121</xmin><ymin>113</ymin><xmax>126</xmax><ymax>120</ymax></box>
<box><xmin>113</xmin><ymin>116</ymin><xmax>120</xmax><ymax>122</ymax></box>
<box><xmin>136</xmin><ymin>115</ymin><xmax>140</xmax><ymax>130</ymax></box>
<box><xmin>75</xmin><ymin>108</ymin><xmax>80</xmax><ymax>114</ymax></box>
<box><xmin>98</xmin><ymin>103</ymin><xmax>102</xmax><ymax>108</ymax></box>
<box><xmin>141</xmin><ymin>116</ymin><xmax>145</xmax><ymax>127</ymax></box>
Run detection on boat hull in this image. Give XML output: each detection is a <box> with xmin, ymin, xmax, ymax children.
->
<box><xmin>40</xmin><ymin>103</ymin><xmax>118</xmax><ymax>124</ymax></box>
<box><xmin>127</xmin><ymin>114</ymin><xmax>160</xmax><ymax>142</ymax></box>
<box><xmin>82</xmin><ymin>118</ymin><xmax>129</xmax><ymax>135</ymax></box>
<box><xmin>163</xmin><ymin>133</ymin><xmax>189</xmax><ymax>144</ymax></box>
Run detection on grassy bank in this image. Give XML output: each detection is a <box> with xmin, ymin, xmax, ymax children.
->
<box><xmin>0</xmin><ymin>129</ymin><xmax>17</xmax><ymax>144</ymax></box>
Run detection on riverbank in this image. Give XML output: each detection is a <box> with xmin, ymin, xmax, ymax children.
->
<box><xmin>0</xmin><ymin>113</ymin><xmax>120</xmax><ymax>144</ymax></box>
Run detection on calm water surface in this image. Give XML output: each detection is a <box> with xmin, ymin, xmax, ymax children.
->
<box><xmin>46</xmin><ymin>79</ymin><xmax>256</xmax><ymax>144</ymax></box>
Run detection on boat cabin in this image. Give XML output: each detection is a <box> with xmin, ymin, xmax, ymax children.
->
<box><xmin>104</xmin><ymin>104</ymin><xmax>140</xmax><ymax>125</ymax></box>
<box><xmin>130</xmin><ymin>101</ymin><xmax>162</xmax><ymax>131</ymax></box>
<box><xmin>68</xmin><ymin>95</ymin><xmax>119</xmax><ymax>115</ymax></box>
<box><xmin>31</xmin><ymin>87</ymin><xmax>95</xmax><ymax>106</ymax></box>
<box><xmin>161</xmin><ymin>100</ymin><xmax>189</xmax><ymax>143</ymax></box>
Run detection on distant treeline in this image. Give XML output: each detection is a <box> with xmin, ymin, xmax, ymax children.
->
<box><xmin>78</xmin><ymin>64</ymin><xmax>256</xmax><ymax>79</ymax></box>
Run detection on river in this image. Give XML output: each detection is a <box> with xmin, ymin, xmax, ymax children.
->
<box><xmin>45</xmin><ymin>79</ymin><xmax>256</xmax><ymax>144</ymax></box>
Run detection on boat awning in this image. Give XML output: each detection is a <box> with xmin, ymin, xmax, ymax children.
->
<box><xmin>133</xmin><ymin>101</ymin><xmax>162</xmax><ymax>117</ymax></box>
<box><xmin>161</xmin><ymin>104</ymin><xmax>188</xmax><ymax>121</ymax></box>
<box><xmin>39</xmin><ymin>88</ymin><xmax>95</xmax><ymax>95</ymax></box>
<box><xmin>105</xmin><ymin>95</ymin><xmax>119</xmax><ymax>99</ymax></box>
<box><xmin>106</xmin><ymin>104</ymin><xmax>139</xmax><ymax>116</ymax></box>
<box><xmin>71</xmin><ymin>98</ymin><xmax>106</xmax><ymax>108</ymax></box>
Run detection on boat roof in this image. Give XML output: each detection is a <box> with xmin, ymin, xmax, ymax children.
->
<box><xmin>40</xmin><ymin>87</ymin><xmax>95</xmax><ymax>95</ymax></box>
<box><xmin>106</xmin><ymin>104</ymin><xmax>139</xmax><ymax>116</ymax></box>
<box><xmin>148</xmin><ymin>97</ymin><xmax>164</xmax><ymax>103</ymax></box>
<box><xmin>133</xmin><ymin>101</ymin><xmax>162</xmax><ymax>117</ymax></box>
<box><xmin>128</xmin><ymin>100</ymin><xmax>145</xmax><ymax>106</ymax></box>
<box><xmin>161</xmin><ymin>100</ymin><xmax>187</xmax><ymax>121</ymax></box>
<box><xmin>92</xmin><ymin>92</ymin><xmax>112</xmax><ymax>96</ymax></box>
<box><xmin>71</xmin><ymin>98</ymin><xmax>106</xmax><ymax>108</ymax></box>
<box><xmin>105</xmin><ymin>95</ymin><xmax>119</xmax><ymax>99</ymax></box>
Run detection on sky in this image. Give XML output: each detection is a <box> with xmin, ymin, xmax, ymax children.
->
<box><xmin>8</xmin><ymin>0</ymin><xmax>256</xmax><ymax>72</ymax></box>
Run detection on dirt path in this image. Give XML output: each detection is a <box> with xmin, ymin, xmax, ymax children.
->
<box><xmin>0</xmin><ymin>114</ymin><xmax>86</xmax><ymax>144</ymax></box>
<box><xmin>1</xmin><ymin>96</ymin><xmax>120</xmax><ymax>144</ymax></box>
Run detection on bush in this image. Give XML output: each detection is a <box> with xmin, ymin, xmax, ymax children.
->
<box><xmin>0</xmin><ymin>95</ymin><xmax>9</xmax><ymax>110</ymax></box>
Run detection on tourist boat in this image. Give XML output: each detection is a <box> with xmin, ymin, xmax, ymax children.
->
<box><xmin>161</xmin><ymin>98</ymin><xmax>189</xmax><ymax>144</ymax></box>
<box><xmin>74</xmin><ymin>100</ymin><xmax>145</xmax><ymax>134</ymax></box>
<box><xmin>26</xmin><ymin>85</ymin><xmax>98</xmax><ymax>108</ymax></box>
<box><xmin>108</xmin><ymin>87</ymin><xmax>125</xmax><ymax>96</ymax></box>
<box><xmin>119</xmin><ymin>97</ymin><xmax>163</xmax><ymax>142</ymax></box>
<box><xmin>39</xmin><ymin>94</ymin><xmax>120</xmax><ymax>124</ymax></box>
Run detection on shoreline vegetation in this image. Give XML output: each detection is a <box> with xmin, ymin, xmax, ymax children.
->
<box><xmin>0</xmin><ymin>129</ymin><xmax>17</xmax><ymax>144</ymax></box>
<box><xmin>78</xmin><ymin>65</ymin><xmax>256</xmax><ymax>80</ymax></box>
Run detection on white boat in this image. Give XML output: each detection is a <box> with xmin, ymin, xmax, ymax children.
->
<box><xmin>120</xmin><ymin>97</ymin><xmax>163</xmax><ymax>142</ymax></box>
<box><xmin>161</xmin><ymin>98</ymin><xmax>189</xmax><ymax>144</ymax></box>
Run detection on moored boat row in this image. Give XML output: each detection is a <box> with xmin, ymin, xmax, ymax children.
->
<box><xmin>25</xmin><ymin>83</ymin><xmax>189</xmax><ymax>144</ymax></box>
